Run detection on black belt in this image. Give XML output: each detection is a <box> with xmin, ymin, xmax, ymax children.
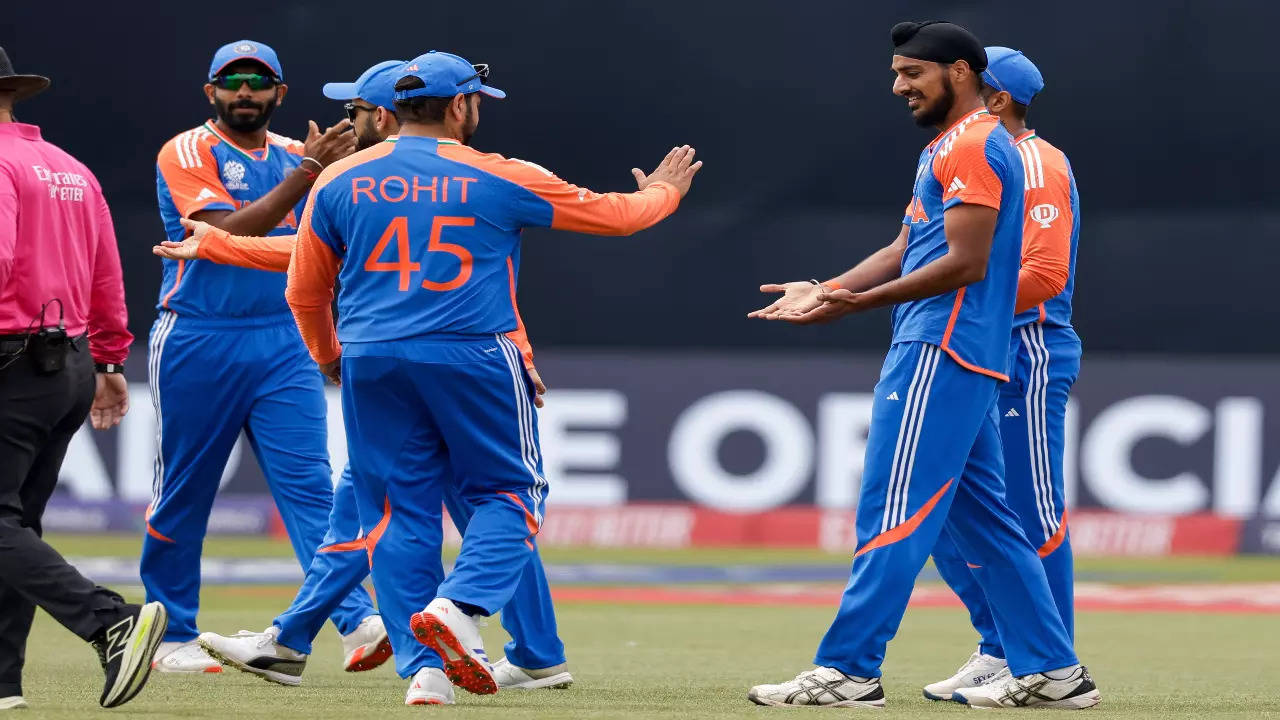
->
<box><xmin>0</xmin><ymin>333</ymin><xmax>85</xmax><ymax>353</ymax></box>
<box><xmin>0</xmin><ymin>335</ymin><xmax>29</xmax><ymax>353</ymax></box>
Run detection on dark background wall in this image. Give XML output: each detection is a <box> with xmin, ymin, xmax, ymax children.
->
<box><xmin>6</xmin><ymin>1</ymin><xmax>1277</xmax><ymax>353</ymax></box>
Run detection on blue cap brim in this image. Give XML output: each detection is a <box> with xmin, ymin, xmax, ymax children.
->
<box><xmin>322</xmin><ymin>82</ymin><xmax>360</xmax><ymax>101</ymax></box>
<box><xmin>480</xmin><ymin>85</ymin><xmax>506</xmax><ymax>99</ymax></box>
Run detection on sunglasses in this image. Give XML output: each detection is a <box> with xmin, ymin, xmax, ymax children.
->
<box><xmin>212</xmin><ymin>73</ymin><xmax>279</xmax><ymax>91</ymax></box>
<box><xmin>344</xmin><ymin>101</ymin><xmax>396</xmax><ymax>124</ymax></box>
<box><xmin>455</xmin><ymin>63</ymin><xmax>490</xmax><ymax>87</ymax></box>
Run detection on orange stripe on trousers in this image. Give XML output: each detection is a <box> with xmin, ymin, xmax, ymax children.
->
<box><xmin>854</xmin><ymin>479</ymin><xmax>954</xmax><ymax>558</ymax></box>
<box><xmin>365</xmin><ymin>498</ymin><xmax>392</xmax><ymax>569</ymax></box>
<box><xmin>1037</xmin><ymin>509</ymin><xmax>1068</xmax><ymax>558</ymax></box>
<box><xmin>318</xmin><ymin>538</ymin><xmax>367</xmax><ymax>553</ymax></box>
<box><xmin>498</xmin><ymin>491</ymin><xmax>540</xmax><ymax>549</ymax></box>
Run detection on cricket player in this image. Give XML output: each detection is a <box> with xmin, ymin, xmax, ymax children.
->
<box><xmin>924</xmin><ymin>46</ymin><xmax>1083</xmax><ymax>702</ymax></box>
<box><xmin>146</xmin><ymin>39</ymin><xmax>378</xmax><ymax>673</ymax></box>
<box><xmin>285</xmin><ymin>50</ymin><xmax>700</xmax><ymax>704</ymax></box>
<box><xmin>161</xmin><ymin>60</ymin><xmax>573</xmax><ymax>700</ymax></box>
<box><xmin>745</xmin><ymin>22</ymin><xmax>1098</xmax><ymax>709</ymax></box>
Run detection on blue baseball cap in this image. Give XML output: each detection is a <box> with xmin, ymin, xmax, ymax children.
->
<box><xmin>209</xmin><ymin>40</ymin><xmax>283</xmax><ymax>81</ymax></box>
<box><xmin>394</xmin><ymin>51</ymin><xmax>505</xmax><ymax>101</ymax></box>
<box><xmin>322</xmin><ymin>60</ymin><xmax>404</xmax><ymax>111</ymax></box>
<box><xmin>981</xmin><ymin>46</ymin><xmax>1043</xmax><ymax>106</ymax></box>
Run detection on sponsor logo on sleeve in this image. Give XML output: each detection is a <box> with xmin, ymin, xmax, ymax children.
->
<box><xmin>1029</xmin><ymin>203</ymin><xmax>1059</xmax><ymax>229</ymax></box>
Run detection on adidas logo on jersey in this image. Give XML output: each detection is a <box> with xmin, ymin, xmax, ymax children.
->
<box><xmin>1005</xmin><ymin>408</ymin><xmax>1020</xmax><ymax>418</ymax></box>
<box><xmin>947</xmin><ymin>177</ymin><xmax>967</xmax><ymax>194</ymax></box>
<box><xmin>886</xmin><ymin>392</ymin><xmax>900</xmax><ymax>401</ymax></box>
<box><xmin>195</xmin><ymin>187</ymin><xmax>218</xmax><ymax>201</ymax></box>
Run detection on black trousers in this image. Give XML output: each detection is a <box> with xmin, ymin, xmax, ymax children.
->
<box><xmin>0</xmin><ymin>345</ymin><xmax>129</xmax><ymax>696</ymax></box>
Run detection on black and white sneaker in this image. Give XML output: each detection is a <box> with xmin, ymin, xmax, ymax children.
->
<box><xmin>197</xmin><ymin>626</ymin><xmax>307</xmax><ymax>686</ymax></box>
<box><xmin>93</xmin><ymin>601</ymin><xmax>167</xmax><ymax>708</ymax></box>
<box><xmin>954</xmin><ymin>665</ymin><xmax>1101</xmax><ymax>709</ymax></box>
<box><xmin>748</xmin><ymin>667</ymin><xmax>886</xmax><ymax>708</ymax></box>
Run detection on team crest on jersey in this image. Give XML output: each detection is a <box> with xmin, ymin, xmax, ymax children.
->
<box><xmin>1029</xmin><ymin>203</ymin><xmax>1059</xmax><ymax>229</ymax></box>
<box><xmin>222</xmin><ymin>160</ymin><xmax>249</xmax><ymax>191</ymax></box>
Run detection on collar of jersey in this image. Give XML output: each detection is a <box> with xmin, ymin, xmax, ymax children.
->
<box><xmin>203</xmin><ymin>121</ymin><xmax>270</xmax><ymax>162</ymax></box>
<box><xmin>383</xmin><ymin>135</ymin><xmax>461</xmax><ymax>147</ymax></box>
<box><xmin>1015</xmin><ymin>130</ymin><xmax>1038</xmax><ymax>145</ymax></box>
<box><xmin>927</xmin><ymin>108</ymin><xmax>991</xmax><ymax>150</ymax></box>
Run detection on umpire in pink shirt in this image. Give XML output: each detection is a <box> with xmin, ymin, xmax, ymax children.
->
<box><xmin>0</xmin><ymin>47</ymin><xmax>167</xmax><ymax>710</ymax></box>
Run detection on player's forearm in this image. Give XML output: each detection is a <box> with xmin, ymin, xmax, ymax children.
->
<box><xmin>554</xmin><ymin>182</ymin><xmax>681</xmax><ymax>236</ymax></box>
<box><xmin>828</xmin><ymin>242</ymin><xmax>904</xmax><ymax>292</ymax></box>
<box><xmin>199</xmin><ymin>228</ymin><xmax>296</xmax><ymax>272</ymax></box>
<box><xmin>203</xmin><ymin>168</ymin><xmax>315</xmax><ymax>236</ymax></box>
<box><xmin>851</xmin><ymin>253</ymin><xmax>984</xmax><ymax>311</ymax></box>
<box><xmin>289</xmin><ymin>304</ymin><xmax>341</xmax><ymax>365</ymax></box>
<box><xmin>1015</xmin><ymin>266</ymin><xmax>1067</xmax><ymax>313</ymax></box>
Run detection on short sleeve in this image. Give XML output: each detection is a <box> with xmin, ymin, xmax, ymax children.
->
<box><xmin>157</xmin><ymin>134</ymin><xmax>235</xmax><ymax>218</ymax></box>
<box><xmin>932</xmin><ymin>130</ymin><xmax>1006</xmax><ymax>212</ymax></box>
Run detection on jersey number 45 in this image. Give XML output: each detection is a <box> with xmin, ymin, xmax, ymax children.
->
<box><xmin>364</xmin><ymin>215</ymin><xmax>475</xmax><ymax>292</ymax></box>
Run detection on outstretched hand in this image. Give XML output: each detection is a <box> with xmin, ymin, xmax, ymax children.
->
<box><xmin>747</xmin><ymin>282</ymin><xmax>825</xmax><ymax>319</ymax></box>
<box><xmin>632</xmin><ymin>145</ymin><xmax>703</xmax><ymax>197</ymax></box>
<box><xmin>153</xmin><ymin>217</ymin><xmax>217</xmax><ymax>260</ymax></box>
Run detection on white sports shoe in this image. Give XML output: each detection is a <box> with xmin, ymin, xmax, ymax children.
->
<box><xmin>405</xmin><ymin>667</ymin><xmax>455</xmax><ymax>706</ymax></box>
<box><xmin>954</xmin><ymin>665</ymin><xmax>1101</xmax><ymax>709</ymax></box>
<box><xmin>341</xmin><ymin>615</ymin><xmax>393</xmax><ymax>672</ymax></box>
<box><xmin>0</xmin><ymin>696</ymin><xmax>28</xmax><ymax>710</ymax></box>
<box><xmin>151</xmin><ymin>640</ymin><xmax>223</xmax><ymax>674</ymax></box>
<box><xmin>748</xmin><ymin>667</ymin><xmax>886</xmax><ymax>708</ymax></box>
<box><xmin>409</xmin><ymin>598</ymin><xmax>496</xmax><ymax>695</ymax></box>
<box><xmin>197</xmin><ymin>627</ymin><xmax>307</xmax><ymax>686</ymax></box>
<box><xmin>922</xmin><ymin>650</ymin><xmax>1008</xmax><ymax>701</ymax></box>
<box><xmin>492</xmin><ymin>657</ymin><xmax>574</xmax><ymax>690</ymax></box>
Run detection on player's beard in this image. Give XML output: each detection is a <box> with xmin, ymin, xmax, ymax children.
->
<box><xmin>914</xmin><ymin>75</ymin><xmax>955</xmax><ymax>128</ymax></box>
<box><xmin>214</xmin><ymin>94</ymin><xmax>278</xmax><ymax>133</ymax></box>
<box><xmin>459</xmin><ymin>100</ymin><xmax>477</xmax><ymax>146</ymax></box>
<box><xmin>355</xmin><ymin>115</ymin><xmax>381</xmax><ymax>151</ymax></box>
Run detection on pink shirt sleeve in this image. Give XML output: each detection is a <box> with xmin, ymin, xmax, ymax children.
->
<box><xmin>86</xmin><ymin>190</ymin><xmax>132</xmax><ymax>364</ymax></box>
<box><xmin>0</xmin><ymin>163</ymin><xmax>16</xmax><ymax>292</ymax></box>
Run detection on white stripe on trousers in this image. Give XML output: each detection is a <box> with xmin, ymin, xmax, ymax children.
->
<box><xmin>148</xmin><ymin>311</ymin><xmax>177</xmax><ymax>507</ymax></box>
<box><xmin>1020</xmin><ymin>323</ymin><xmax>1058</xmax><ymax>541</ymax></box>
<box><xmin>495</xmin><ymin>334</ymin><xmax>548</xmax><ymax>525</ymax></box>
<box><xmin>882</xmin><ymin>344</ymin><xmax>941</xmax><ymax>532</ymax></box>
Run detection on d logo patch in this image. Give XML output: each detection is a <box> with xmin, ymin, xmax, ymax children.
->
<box><xmin>1029</xmin><ymin>203</ymin><xmax>1059</xmax><ymax>229</ymax></box>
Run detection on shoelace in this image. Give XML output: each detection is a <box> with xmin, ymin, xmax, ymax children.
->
<box><xmin>953</xmin><ymin>652</ymin><xmax>984</xmax><ymax>676</ymax></box>
<box><xmin>229</xmin><ymin>630</ymin><xmax>275</xmax><ymax>649</ymax></box>
<box><xmin>983</xmin><ymin>667</ymin><xmax>1012</xmax><ymax>685</ymax></box>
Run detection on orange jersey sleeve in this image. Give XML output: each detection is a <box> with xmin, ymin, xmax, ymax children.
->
<box><xmin>198</xmin><ymin>227</ymin><xmax>296</xmax><ymax>272</ymax></box>
<box><xmin>285</xmin><ymin>195</ymin><xmax>342</xmax><ymax>365</ymax></box>
<box><xmin>1015</xmin><ymin>139</ymin><xmax>1073</xmax><ymax>314</ymax></box>
<box><xmin>436</xmin><ymin>145</ymin><xmax>682</xmax><ymax>236</ymax></box>
<box><xmin>157</xmin><ymin>131</ymin><xmax>235</xmax><ymax>218</ymax></box>
<box><xmin>502</xmin><ymin>256</ymin><xmax>535</xmax><ymax>367</ymax></box>
<box><xmin>933</xmin><ymin>123</ymin><xmax>1004</xmax><ymax>211</ymax></box>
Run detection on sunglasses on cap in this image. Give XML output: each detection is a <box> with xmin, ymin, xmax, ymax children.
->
<box><xmin>456</xmin><ymin>63</ymin><xmax>490</xmax><ymax>87</ymax></box>
<box><xmin>212</xmin><ymin>73</ymin><xmax>280</xmax><ymax>91</ymax></box>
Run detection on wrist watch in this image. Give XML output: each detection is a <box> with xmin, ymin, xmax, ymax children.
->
<box><xmin>95</xmin><ymin>362</ymin><xmax>124</xmax><ymax>374</ymax></box>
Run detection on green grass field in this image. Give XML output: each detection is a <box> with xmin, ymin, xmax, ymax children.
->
<box><xmin>14</xmin><ymin>536</ymin><xmax>1280</xmax><ymax>718</ymax></box>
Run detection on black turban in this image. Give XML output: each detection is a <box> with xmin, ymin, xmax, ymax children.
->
<box><xmin>891</xmin><ymin>20</ymin><xmax>987</xmax><ymax>72</ymax></box>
